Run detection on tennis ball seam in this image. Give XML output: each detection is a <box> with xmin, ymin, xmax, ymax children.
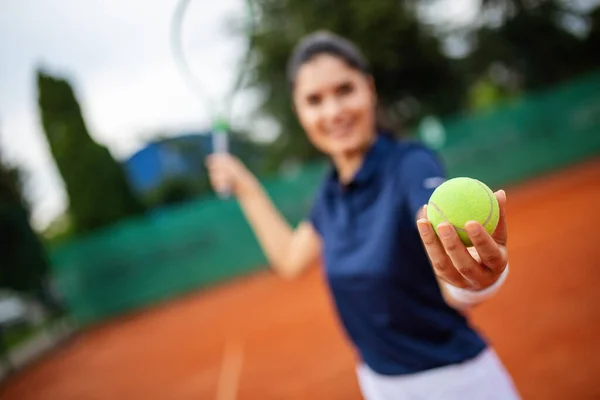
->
<box><xmin>429</xmin><ymin>180</ymin><xmax>495</xmax><ymax>231</ymax></box>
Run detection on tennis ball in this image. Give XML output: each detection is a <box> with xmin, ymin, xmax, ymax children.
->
<box><xmin>427</xmin><ymin>177</ymin><xmax>499</xmax><ymax>247</ymax></box>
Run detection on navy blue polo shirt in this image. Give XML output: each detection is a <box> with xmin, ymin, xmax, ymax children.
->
<box><xmin>309</xmin><ymin>134</ymin><xmax>487</xmax><ymax>376</ymax></box>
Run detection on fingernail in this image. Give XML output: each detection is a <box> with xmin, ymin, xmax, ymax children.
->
<box><xmin>465</xmin><ymin>221</ymin><xmax>481</xmax><ymax>236</ymax></box>
<box><xmin>497</xmin><ymin>189</ymin><xmax>506</xmax><ymax>202</ymax></box>
<box><xmin>417</xmin><ymin>219</ymin><xmax>428</xmax><ymax>235</ymax></box>
<box><xmin>438</xmin><ymin>223</ymin><xmax>454</xmax><ymax>239</ymax></box>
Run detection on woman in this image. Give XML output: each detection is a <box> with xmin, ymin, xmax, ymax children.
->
<box><xmin>207</xmin><ymin>31</ymin><xmax>520</xmax><ymax>399</ymax></box>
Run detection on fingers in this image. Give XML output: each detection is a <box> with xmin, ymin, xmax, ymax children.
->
<box><xmin>418</xmin><ymin>190</ymin><xmax>510</xmax><ymax>290</ymax></box>
<box><xmin>492</xmin><ymin>189</ymin><xmax>508</xmax><ymax>245</ymax></box>
<box><xmin>435</xmin><ymin>222</ymin><xmax>496</xmax><ymax>288</ymax></box>
<box><xmin>205</xmin><ymin>154</ymin><xmax>260</xmax><ymax>198</ymax></box>
<box><xmin>466</xmin><ymin>219</ymin><xmax>508</xmax><ymax>275</ymax></box>
<box><xmin>415</xmin><ymin>204</ymin><xmax>427</xmax><ymax>221</ymax></box>
<box><xmin>205</xmin><ymin>152</ymin><xmax>234</xmax><ymax>167</ymax></box>
<box><xmin>206</xmin><ymin>154</ymin><xmax>235</xmax><ymax>194</ymax></box>
<box><xmin>463</xmin><ymin>189</ymin><xmax>508</xmax><ymax>275</ymax></box>
<box><xmin>208</xmin><ymin>168</ymin><xmax>232</xmax><ymax>194</ymax></box>
<box><xmin>417</xmin><ymin>219</ymin><xmax>470</xmax><ymax>288</ymax></box>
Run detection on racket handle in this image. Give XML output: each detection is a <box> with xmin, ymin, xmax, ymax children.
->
<box><xmin>212</xmin><ymin>126</ymin><xmax>231</xmax><ymax>199</ymax></box>
<box><xmin>212</xmin><ymin>131</ymin><xmax>228</xmax><ymax>152</ymax></box>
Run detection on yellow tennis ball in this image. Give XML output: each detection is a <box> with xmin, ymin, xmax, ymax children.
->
<box><xmin>427</xmin><ymin>177</ymin><xmax>500</xmax><ymax>247</ymax></box>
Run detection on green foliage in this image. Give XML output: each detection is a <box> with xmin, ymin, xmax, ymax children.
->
<box><xmin>585</xmin><ymin>6</ymin><xmax>600</xmax><ymax>68</ymax></box>
<box><xmin>36</xmin><ymin>70</ymin><xmax>146</xmax><ymax>234</ymax></box>
<box><xmin>0</xmin><ymin>162</ymin><xmax>28</xmax><ymax>215</ymax></box>
<box><xmin>42</xmin><ymin>212</ymin><xmax>74</xmax><ymax>248</ymax></box>
<box><xmin>145</xmin><ymin>177</ymin><xmax>207</xmax><ymax>208</ymax></box>
<box><xmin>466</xmin><ymin>66</ymin><xmax>521</xmax><ymax>112</ymax></box>
<box><xmin>468</xmin><ymin>78</ymin><xmax>505</xmax><ymax>111</ymax></box>
<box><xmin>0</xmin><ymin>160</ymin><xmax>49</xmax><ymax>294</ymax></box>
<box><xmin>465</xmin><ymin>0</ymin><xmax>593</xmax><ymax>92</ymax></box>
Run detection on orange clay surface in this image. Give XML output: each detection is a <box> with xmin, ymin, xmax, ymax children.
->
<box><xmin>1</xmin><ymin>158</ymin><xmax>599</xmax><ymax>400</ymax></box>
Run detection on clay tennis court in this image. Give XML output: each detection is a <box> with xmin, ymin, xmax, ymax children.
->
<box><xmin>1</xmin><ymin>158</ymin><xmax>599</xmax><ymax>400</ymax></box>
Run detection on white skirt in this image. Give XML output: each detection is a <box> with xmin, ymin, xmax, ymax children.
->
<box><xmin>356</xmin><ymin>348</ymin><xmax>521</xmax><ymax>400</ymax></box>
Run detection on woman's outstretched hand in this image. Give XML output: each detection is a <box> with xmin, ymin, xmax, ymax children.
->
<box><xmin>417</xmin><ymin>190</ymin><xmax>509</xmax><ymax>291</ymax></box>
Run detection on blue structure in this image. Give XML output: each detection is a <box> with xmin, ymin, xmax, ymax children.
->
<box><xmin>122</xmin><ymin>132</ymin><xmax>212</xmax><ymax>196</ymax></box>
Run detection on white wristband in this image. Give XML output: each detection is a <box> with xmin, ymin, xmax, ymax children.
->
<box><xmin>443</xmin><ymin>264</ymin><xmax>509</xmax><ymax>307</ymax></box>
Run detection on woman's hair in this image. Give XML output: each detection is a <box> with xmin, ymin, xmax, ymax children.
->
<box><xmin>286</xmin><ymin>30</ymin><xmax>398</xmax><ymax>136</ymax></box>
<box><xmin>286</xmin><ymin>30</ymin><xmax>370</xmax><ymax>91</ymax></box>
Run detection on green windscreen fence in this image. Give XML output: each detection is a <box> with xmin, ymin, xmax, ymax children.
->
<box><xmin>435</xmin><ymin>70</ymin><xmax>600</xmax><ymax>187</ymax></box>
<box><xmin>51</xmin><ymin>70</ymin><xmax>600</xmax><ymax>325</ymax></box>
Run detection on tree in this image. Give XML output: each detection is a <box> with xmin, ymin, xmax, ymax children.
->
<box><xmin>37</xmin><ymin>70</ymin><xmax>146</xmax><ymax>234</ymax></box>
<box><xmin>248</xmin><ymin>0</ymin><xmax>466</xmax><ymax>164</ymax></box>
<box><xmin>585</xmin><ymin>5</ymin><xmax>600</xmax><ymax>69</ymax></box>
<box><xmin>465</xmin><ymin>0</ymin><xmax>590</xmax><ymax>92</ymax></box>
<box><xmin>0</xmin><ymin>155</ymin><xmax>61</xmax><ymax>312</ymax></box>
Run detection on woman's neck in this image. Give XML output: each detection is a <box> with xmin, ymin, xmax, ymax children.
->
<box><xmin>332</xmin><ymin>136</ymin><xmax>377</xmax><ymax>184</ymax></box>
<box><xmin>333</xmin><ymin>152</ymin><xmax>364</xmax><ymax>184</ymax></box>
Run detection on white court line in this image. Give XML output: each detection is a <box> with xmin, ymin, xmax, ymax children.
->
<box><xmin>215</xmin><ymin>338</ymin><xmax>244</xmax><ymax>400</ymax></box>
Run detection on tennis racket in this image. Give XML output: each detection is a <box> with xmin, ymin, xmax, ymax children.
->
<box><xmin>170</xmin><ymin>0</ymin><xmax>256</xmax><ymax>198</ymax></box>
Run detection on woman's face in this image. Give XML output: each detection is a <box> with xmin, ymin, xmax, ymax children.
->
<box><xmin>292</xmin><ymin>54</ymin><xmax>377</xmax><ymax>158</ymax></box>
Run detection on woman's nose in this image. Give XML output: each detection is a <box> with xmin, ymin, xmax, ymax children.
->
<box><xmin>320</xmin><ymin>97</ymin><xmax>344</xmax><ymax>122</ymax></box>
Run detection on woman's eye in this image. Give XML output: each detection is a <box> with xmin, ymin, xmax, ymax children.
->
<box><xmin>337</xmin><ymin>82</ymin><xmax>354</xmax><ymax>96</ymax></box>
<box><xmin>307</xmin><ymin>94</ymin><xmax>321</xmax><ymax>105</ymax></box>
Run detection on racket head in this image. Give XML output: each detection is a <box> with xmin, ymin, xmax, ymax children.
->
<box><xmin>171</xmin><ymin>0</ymin><xmax>256</xmax><ymax>198</ymax></box>
<box><xmin>170</xmin><ymin>0</ymin><xmax>256</xmax><ymax>127</ymax></box>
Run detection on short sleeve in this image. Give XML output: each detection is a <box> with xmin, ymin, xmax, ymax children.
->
<box><xmin>400</xmin><ymin>147</ymin><xmax>446</xmax><ymax>219</ymax></box>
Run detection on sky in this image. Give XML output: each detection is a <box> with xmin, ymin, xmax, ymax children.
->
<box><xmin>1</xmin><ymin>0</ymin><xmax>596</xmax><ymax>231</ymax></box>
